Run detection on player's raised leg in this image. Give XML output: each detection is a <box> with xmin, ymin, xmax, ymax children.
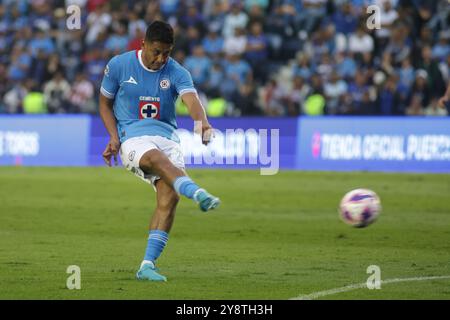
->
<box><xmin>137</xmin><ymin>179</ymin><xmax>179</xmax><ymax>281</ymax></box>
<box><xmin>139</xmin><ymin>149</ymin><xmax>220</xmax><ymax>211</ymax></box>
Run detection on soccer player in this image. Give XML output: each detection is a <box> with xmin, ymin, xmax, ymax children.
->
<box><xmin>99</xmin><ymin>21</ymin><xmax>220</xmax><ymax>282</ymax></box>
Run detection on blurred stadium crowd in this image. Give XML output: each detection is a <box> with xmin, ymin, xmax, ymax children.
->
<box><xmin>0</xmin><ymin>0</ymin><xmax>449</xmax><ymax>116</ymax></box>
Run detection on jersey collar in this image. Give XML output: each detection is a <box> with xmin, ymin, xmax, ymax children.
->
<box><xmin>137</xmin><ymin>50</ymin><xmax>166</xmax><ymax>72</ymax></box>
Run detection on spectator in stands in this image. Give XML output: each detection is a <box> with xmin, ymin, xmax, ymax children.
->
<box><xmin>204</xmin><ymin>1</ymin><xmax>227</xmax><ymax>35</ymax></box>
<box><xmin>43</xmin><ymin>71</ymin><xmax>71</xmax><ymax>113</ymax></box>
<box><xmin>204</xmin><ymin>62</ymin><xmax>225</xmax><ymax>98</ymax></box>
<box><xmin>405</xmin><ymin>93</ymin><xmax>425</xmax><ymax>116</ymax></box>
<box><xmin>293</xmin><ymin>52</ymin><xmax>314</xmax><ymax>81</ymax></box>
<box><xmin>201</xmin><ymin>27</ymin><xmax>223</xmax><ymax>63</ymax></box>
<box><xmin>359</xmin><ymin>51</ymin><xmax>376</xmax><ymax>79</ymax></box>
<box><xmin>246</xmin><ymin>2</ymin><xmax>266</xmax><ymax>26</ymax></box>
<box><xmin>127</xmin><ymin>26</ymin><xmax>145</xmax><ymax>51</ymax></box>
<box><xmin>172</xmin><ymin>24</ymin><xmax>191</xmax><ymax>57</ymax></box>
<box><xmin>221</xmin><ymin>53</ymin><xmax>253</xmax><ymax>107</ymax></box>
<box><xmin>309</xmin><ymin>73</ymin><xmax>325</xmax><ymax>96</ymax></box>
<box><xmin>374</xmin><ymin>0</ymin><xmax>399</xmax><ymax>50</ymax></box>
<box><xmin>0</xmin><ymin>21</ymin><xmax>13</xmax><ymax>60</ymax></box>
<box><xmin>384</xmin><ymin>21</ymin><xmax>411</xmax><ymax>65</ymax></box>
<box><xmin>338</xmin><ymin>92</ymin><xmax>353</xmax><ymax>115</ymax></box>
<box><xmin>336</xmin><ymin>51</ymin><xmax>357</xmax><ymax>80</ymax></box>
<box><xmin>184</xmin><ymin>25</ymin><xmax>203</xmax><ymax>55</ymax></box>
<box><xmin>304</xmin><ymin>27</ymin><xmax>333</xmax><ymax>63</ymax></box>
<box><xmin>324</xmin><ymin>71</ymin><xmax>347</xmax><ymax>114</ymax></box>
<box><xmin>222</xmin><ymin>1</ymin><xmax>249</xmax><ymax>39</ymax></box>
<box><xmin>7</xmin><ymin>44</ymin><xmax>32</xmax><ymax>82</ymax></box>
<box><xmin>144</xmin><ymin>1</ymin><xmax>163</xmax><ymax>23</ymax></box>
<box><xmin>440</xmin><ymin>54</ymin><xmax>450</xmax><ymax>83</ymax></box>
<box><xmin>68</xmin><ymin>72</ymin><xmax>95</xmax><ymax>114</ymax></box>
<box><xmin>28</xmin><ymin>48</ymin><xmax>48</xmax><ymax>85</ymax></box>
<box><xmin>418</xmin><ymin>45</ymin><xmax>445</xmax><ymax>97</ymax></box>
<box><xmin>12</xmin><ymin>26</ymin><xmax>33</xmax><ymax>52</ymax></box>
<box><xmin>261</xmin><ymin>78</ymin><xmax>287</xmax><ymax>116</ymax></box>
<box><xmin>408</xmin><ymin>70</ymin><xmax>431</xmax><ymax>109</ymax></box>
<box><xmin>158</xmin><ymin>0</ymin><xmax>179</xmax><ymax>20</ymax></box>
<box><xmin>61</xmin><ymin>29</ymin><xmax>84</xmax><ymax>81</ymax></box>
<box><xmin>84</xmin><ymin>46</ymin><xmax>108</xmax><ymax>89</ymax></box>
<box><xmin>297</xmin><ymin>0</ymin><xmax>327</xmax><ymax>33</ymax></box>
<box><xmin>432</xmin><ymin>31</ymin><xmax>450</xmax><ymax>63</ymax></box>
<box><xmin>316</xmin><ymin>53</ymin><xmax>334</xmax><ymax>81</ymax></box>
<box><xmin>128</xmin><ymin>11</ymin><xmax>147</xmax><ymax>40</ymax></box>
<box><xmin>184</xmin><ymin>45</ymin><xmax>212</xmax><ymax>92</ymax></box>
<box><xmin>233</xmin><ymin>80</ymin><xmax>260</xmax><ymax>115</ymax></box>
<box><xmin>428</xmin><ymin>0</ymin><xmax>450</xmax><ymax>35</ymax></box>
<box><xmin>105</xmin><ymin>22</ymin><xmax>129</xmax><ymax>56</ymax></box>
<box><xmin>223</xmin><ymin>26</ymin><xmax>247</xmax><ymax>57</ymax></box>
<box><xmin>28</xmin><ymin>29</ymin><xmax>55</xmax><ymax>57</ymax></box>
<box><xmin>397</xmin><ymin>56</ymin><xmax>415</xmax><ymax>95</ymax></box>
<box><xmin>377</xmin><ymin>74</ymin><xmax>402</xmax><ymax>115</ymax></box>
<box><xmin>178</xmin><ymin>2</ymin><xmax>206</xmax><ymax>36</ymax></box>
<box><xmin>85</xmin><ymin>3</ymin><xmax>111</xmax><ymax>46</ymax></box>
<box><xmin>347</xmin><ymin>72</ymin><xmax>370</xmax><ymax>114</ymax></box>
<box><xmin>286</xmin><ymin>75</ymin><xmax>311</xmax><ymax>116</ymax></box>
<box><xmin>0</xmin><ymin>4</ymin><xmax>6</xmax><ymax>26</ymax></box>
<box><xmin>244</xmin><ymin>0</ymin><xmax>269</xmax><ymax>12</ymax></box>
<box><xmin>332</xmin><ymin>1</ymin><xmax>358</xmax><ymax>35</ymax></box>
<box><xmin>424</xmin><ymin>97</ymin><xmax>448</xmax><ymax>116</ymax></box>
<box><xmin>348</xmin><ymin>24</ymin><xmax>374</xmax><ymax>54</ymax></box>
<box><xmin>245</xmin><ymin>21</ymin><xmax>269</xmax><ymax>83</ymax></box>
<box><xmin>3</xmin><ymin>81</ymin><xmax>27</xmax><ymax>114</ymax></box>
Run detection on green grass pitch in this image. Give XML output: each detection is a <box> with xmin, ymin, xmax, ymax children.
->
<box><xmin>0</xmin><ymin>167</ymin><xmax>449</xmax><ymax>299</ymax></box>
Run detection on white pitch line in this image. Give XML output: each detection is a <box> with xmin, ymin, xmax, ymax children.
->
<box><xmin>290</xmin><ymin>275</ymin><xmax>450</xmax><ymax>300</ymax></box>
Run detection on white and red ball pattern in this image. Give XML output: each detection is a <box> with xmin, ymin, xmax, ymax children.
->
<box><xmin>339</xmin><ymin>188</ymin><xmax>381</xmax><ymax>228</ymax></box>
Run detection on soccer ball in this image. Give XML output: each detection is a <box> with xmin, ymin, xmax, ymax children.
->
<box><xmin>339</xmin><ymin>188</ymin><xmax>381</xmax><ymax>228</ymax></box>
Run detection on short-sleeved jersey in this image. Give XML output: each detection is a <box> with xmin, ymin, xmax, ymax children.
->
<box><xmin>100</xmin><ymin>50</ymin><xmax>196</xmax><ymax>143</ymax></box>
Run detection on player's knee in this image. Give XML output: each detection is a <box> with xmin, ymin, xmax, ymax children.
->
<box><xmin>158</xmin><ymin>191</ymin><xmax>180</xmax><ymax>212</ymax></box>
<box><xmin>139</xmin><ymin>149</ymin><xmax>162</xmax><ymax>172</ymax></box>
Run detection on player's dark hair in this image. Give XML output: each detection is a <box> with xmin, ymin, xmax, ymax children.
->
<box><xmin>145</xmin><ymin>21</ymin><xmax>174</xmax><ymax>45</ymax></box>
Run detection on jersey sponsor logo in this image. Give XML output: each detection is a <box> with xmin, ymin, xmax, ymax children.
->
<box><xmin>139</xmin><ymin>101</ymin><xmax>160</xmax><ymax>119</ymax></box>
<box><xmin>160</xmin><ymin>79</ymin><xmax>170</xmax><ymax>89</ymax></box>
<box><xmin>124</xmin><ymin>76</ymin><xmax>138</xmax><ymax>85</ymax></box>
<box><xmin>104</xmin><ymin>65</ymin><xmax>110</xmax><ymax>77</ymax></box>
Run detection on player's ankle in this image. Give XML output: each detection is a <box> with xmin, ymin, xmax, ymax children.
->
<box><xmin>193</xmin><ymin>188</ymin><xmax>206</xmax><ymax>203</ymax></box>
<box><xmin>141</xmin><ymin>260</ymin><xmax>155</xmax><ymax>269</ymax></box>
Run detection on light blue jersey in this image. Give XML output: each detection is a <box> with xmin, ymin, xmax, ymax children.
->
<box><xmin>100</xmin><ymin>50</ymin><xmax>196</xmax><ymax>143</ymax></box>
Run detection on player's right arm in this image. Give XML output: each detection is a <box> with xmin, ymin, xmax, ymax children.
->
<box><xmin>99</xmin><ymin>94</ymin><xmax>120</xmax><ymax>166</ymax></box>
<box><xmin>99</xmin><ymin>58</ymin><xmax>121</xmax><ymax>166</ymax></box>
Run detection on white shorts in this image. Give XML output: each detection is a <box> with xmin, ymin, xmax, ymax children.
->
<box><xmin>119</xmin><ymin>135</ymin><xmax>185</xmax><ymax>188</ymax></box>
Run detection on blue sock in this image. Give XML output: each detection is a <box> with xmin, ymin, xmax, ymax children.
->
<box><xmin>173</xmin><ymin>176</ymin><xmax>200</xmax><ymax>199</ymax></box>
<box><xmin>143</xmin><ymin>230</ymin><xmax>169</xmax><ymax>263</ymax></box>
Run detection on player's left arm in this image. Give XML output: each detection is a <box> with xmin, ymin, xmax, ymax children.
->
<box><xmin>181</xmin><ymin>92</ymin><xmax>213</xmax><ymax>146</ymax></box>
